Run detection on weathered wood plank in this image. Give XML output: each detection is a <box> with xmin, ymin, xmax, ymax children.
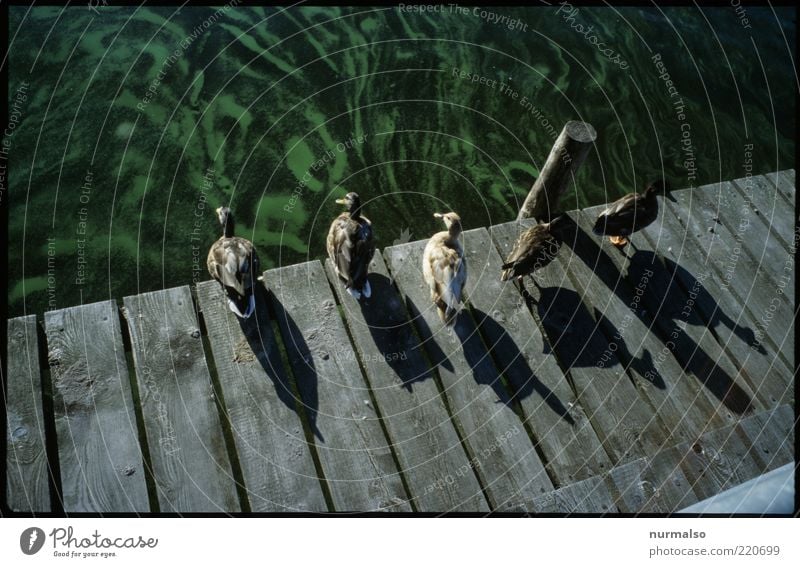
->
<box><xmin>531</xmin><ymin>476</ymin><xmax>618</xmax><ymax>514</ymax></box>
<box><xmin>266</xmin><ymin>261</ymin><xmax>411</xmax><ymax>512</ymax></box>
<box><xmin>698</xmin><ymin>182</ymin><xmax>795</xmax><ymax>367</ymax></box>
<box><xmin>195</xmin><ymin>281</ymin><xmax>328</xmax><ymax>512</ymax></box>
<box><xmin>44</xmin><ymin>301</ymin><xmax>149</xmax><ymax>512</ymax></box>
<box><xmin>551</xmin><ymin>214</ymin><xmax>729</xmax><ymax>440</ymax></box>
<box><xmin>605</xmin><ymin>450</ymin><xmax>698</xmax><ymax>513</ymax></box>
<box><xmin>6</xmin><ymin>316</ymin><xmax>52</xmax><ymax>512</ymax></box>
<box><xmin>663</xmin><ymin>187</ymin><xmax>794</xmax><ymax>372</ymax></box>
<box><xmin>385</xmin><ymin>237</ymin><xmax>554</xmax><ymax>511</ymax></box>
<box><xmin>651</xmin><ymin>200</ymin><xmax>793</xmax><ymax>406</ymax></box>
<box><xmin>731</xmin><ymin>174</ymin><xmax>793</xmax><ymax>249</ymax></box>
<box><xmin>464</xmin><ymin>226</ymin><xmax>612</xmax><ymax>486</ymax></box>
<box><xmin>491</xmin><ymin>221</ymin><xmax>671</xmax><ymax>465</ymax></box>
<box><xmin>736</xmin><ymin>405</ymin><xmax>795</xmax><ymax>473</ymax></box>
<box><xmin>677</xmin><ymin>424</ymin><xmax>763</xmax><ymax>502</ymax></box>
<box><xmin>775</xmin><ymin>169</ymin><xmax>796</xmax><ymax>204</ymax></box>
<box><xmin>123</xmin><ymin>287</ymin><xmax>239</xmax><ymax>512</ymax></box>
<box><xmin>574</xmin><ymin>205</ymin><xmax>765</xmax><ymax>418</ymax></box>
<box><xmin>323</xmin><ymin>252</ymin><xmax>488</xmax><ymax>512</ymax></box>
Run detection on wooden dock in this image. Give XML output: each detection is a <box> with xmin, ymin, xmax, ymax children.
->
<box><xmin>5</xmin><ymin>171</ymin><xmax>795</xmax><ymax>513</ymax></box>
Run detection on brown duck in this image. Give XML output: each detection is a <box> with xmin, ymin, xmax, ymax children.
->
<box><xmin>207</xmin><ymin>207</ymin><xmax>260</xmax><ymax>318</ymax></box>
<box><xmin>327</xmin><ymin>192</ymin><xmax>375</xmax><ymax>300</ymax></box>
<box><xmin>592</xmin><ymin>181</ymin><xmax>668</xmax><ymax>247</ymax></box>
<box><xmin>501</xmin><ymin>214</ymin><xmax>571</xmax><ymax>283</ymax></box>
<box><xmin>423</xmin><ymin>212</ymin><xmax>467</xmax><ymax>326</ymax></box>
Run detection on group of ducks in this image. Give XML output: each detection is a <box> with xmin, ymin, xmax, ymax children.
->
<box><xmin>207</xmin><ymin>181</ymin><xmax>669</xmax><ymax>324</ymax></box>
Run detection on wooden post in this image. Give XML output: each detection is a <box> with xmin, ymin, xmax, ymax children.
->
<box><xmin>518</xmin><ymin>120</ymin><xmax>597</xmax><ymax>220</ymax></box>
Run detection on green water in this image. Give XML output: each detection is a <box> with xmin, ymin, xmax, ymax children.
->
<box><xmin>7</xmin><ymin>5</ymin><xmax>795</xmax><ymax>316</ymax></box>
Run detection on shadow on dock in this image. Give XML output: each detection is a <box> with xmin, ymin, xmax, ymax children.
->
<box><xmin>470</xmin><ymin>308</ymin><xmax>575</xmax><ymax>425</ymax></box>
<box><xmin>263</xmin><ymin>288</ymin><xmax>324</xmax><ymax>441</ymax></box>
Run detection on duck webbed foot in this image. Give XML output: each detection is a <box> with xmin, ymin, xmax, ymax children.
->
<box><xmin>609</xmin><ymin>235</ymin><xmax>629</xmax><ymax>248</ymax></box>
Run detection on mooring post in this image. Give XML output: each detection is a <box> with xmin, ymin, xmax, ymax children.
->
<box><xmin>517</xmin><ymin>120</ymin><xmax>597</xmax><ymax>221</ymax></box>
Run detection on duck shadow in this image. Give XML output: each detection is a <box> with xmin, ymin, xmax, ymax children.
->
<box><xmin>532</xmin><ymin>285</ymin><xmax>666</xmax><ymax>389</ymax></box>
<box><xmin>261</xmin><ymin>286</ymin><xmax>323</xmax><ymax>441</ymax></box>
<box><xmin>659</xmin><ymin>255</ymin><xmax>767</xmax><ymax>355</ymax></box>
<box><xmin>470</xmin><ymin>308</ymin><xmax>575</xmax><ymax>425</ymax></box>
<box><xmin>360</xmin><ymin>274</ymin><xmax>446</xmax><ymax>391</ymax></box>
<box><xmin>448</xmin><ymin>313</ymin><xmax>519</xmax><ymax>410</ymax></box>
<box><xmin>625</xmin><ymin>252</ymin><xmax>754</xmax><ymax>414</ymax></box>
<box><xmin>567</xmin><ymin>223</ymin><xmax>754</xmax><ymax>414</ymax></box>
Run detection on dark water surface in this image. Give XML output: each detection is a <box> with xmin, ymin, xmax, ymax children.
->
<box><xmin>7</xmin><ymin>5</ymin><xmax>795</xmax><ymax>316</ymax></box>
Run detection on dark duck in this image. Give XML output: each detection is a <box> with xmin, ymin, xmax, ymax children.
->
<box><xmin>501</xmin><ymin>214</ymin><xmax>571</xmax><ymax>283</ymax></box>
<box><xmin>592</xmin><ymin>180</ymin><xmax>670</xmax><ymax>248</ymax></box>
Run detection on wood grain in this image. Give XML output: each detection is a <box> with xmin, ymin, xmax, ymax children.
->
<box><xmin>385</xmin><ymin>237</ymin><xmax>554</xmax><ymax>512</ymax></box>
<box><xmin>468</xmin><ymin>225</ymin><xmax>612</xmax><ymax>486</ymax></box>
<box><xmin>196</xmin><ymin>281</ymin><xmax>328</xmax><ymax>512</ymax></box>
<box><xmin>6</xmin><ymin>316</ymin><xmax>52</xmax><ymax>512</ymax></box>
<box><xmin>44</xmin><ymin>302</ymin><xmax>149</xmax><ymax>512</ymax></box>
<box><xmin>124</xmin><ymin>287</ymin><xmax>239</xmax><ymax>512</ymax></box>
<box><xmin>267</xmin><ymin>261</ymin><xmax>411</xmax><ymax>512</ymax></box>
<box><xmin>323</xmin><ymin>253</ymin><xmax>489</xmax><ymax>512</ymax></box>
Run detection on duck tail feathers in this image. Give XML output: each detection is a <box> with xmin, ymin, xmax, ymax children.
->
<box><xmin>227</xmin><ymin>293</ymin><xmax>256</xmax><ymax>319</ymax></box>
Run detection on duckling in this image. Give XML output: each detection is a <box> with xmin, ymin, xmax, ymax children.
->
<box><xmin>207</xmin><ymin>206</ymin><xmax>260</xmax><ymax>318</ymax></box>
<box><xmin>423</xmin><ymin>212</ymin><xmax>467</xmax><ymax>326</ymax></box>
<box><xmin>327</xmin><ymin>192</ymin><xmax>375</xmax><ymax>300</ymax></box>
<box><xmin>592</xmin><ymin>181</ymin><xmax>668</xmax><ymax>248</ymax></box>
<box><xmin>501</xmin><ymin>214</ymin><xmax>571</xmax><ymax>283</ymax></box>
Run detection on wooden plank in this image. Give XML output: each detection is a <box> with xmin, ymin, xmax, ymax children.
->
<box><xmin>775</xmin><ymin>169</ymin><xmax>796</xmax><ymax>204</ymax></box>
<box><xmin>195</xmin><ymin>281</ymin><xmax>328</xmax><ymax>512</ymax></box>
<box><xmin>663</xmin><ymin>187</ymin><xmax>794</xmax><ymax>372</ymax></box>
<box><xmin>548</xmin><ymin>214</ymin><xmax>729</xmax><ymax>440</ymax></box>
<box><xmin>736</xmin><ymin>405</ymin><xmax>795</xmax><ymax>473</ymax></box>
<box><xmin>463</xmin><ymin>226</ymin><xmax>612</xmax><ymax>486</ymax></box>
<box><xmin>123</xmin><ymin>287</ymin><xmax>239</xmax><ymax>512</ymax></box>
<box><xmin>44</xmin><ymin>301</ymin><xmax>149</xmax><ymax>512</ymax></box>
<box><xmin>574</xmin><ymin>205</ymin><xmax>765</xmax><ymax>418</ymax></box>
<box><xmin>731</xmin><ymin>174</ymin><xmax>793</xmax><ymax>249</ymax></box>
<box><xmin>677</xmin><ymin>423</ymin><xmax>764</xmax><ymax>502</ymax></box>
<box><xmin>6</xmin><ymin>316</ymin><xmax>51</xmax><ymax>512</ymax></box>
<box><xmin>651</xmin><ymin>200</ymin><xmax>793</xmax><ymax>406</ymax></box>
<box><xmin>605</xmin><ymin>450</ymin><xmax>698</xmax><ymax>513</ymax></box>
<box><xmin>385</xmin><ymin>238</ymin><xmax>554</xmax><ymax>511</ymax></box>
<box><xmin>690</xmin><ymin>182</ymin><xmax>788</xmax><ymax>287</ymax></box>
<box><xmin>491</xmin><ymin>221</ymin><xmax>671</xmax><ymax>465</ymax></box>
<box><xmin>266</xmin><ymin>261</ymin><xmax>411</xmax><ymax>512</ymax></box>
<box><xmin>531</xmin><ymin>476</ymin><xmax>618</xmax><ymax>514</ymax></box>
<box><xmin>322</xmin><ymin>253</ymin><xmax>488</xmax><ymax>512</ymax></box>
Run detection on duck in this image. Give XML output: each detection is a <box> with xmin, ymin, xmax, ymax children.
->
<box><xmin>423</xmin><ymin>212</ymin><xmax>467</xmax><ymax>326</ymax></box>
<box><xmin>592</xmin><ymin>180</ymin><xmax>669</xmax><ymax>248</ymax></box>
<box><xmin>327</xmin><ymin>192</ymin><xmax>375</xmax><ymax>300</ymax></box>
<box><xmin>501</xmin><ymin>214</ymin><xmax>571</xmax><ymax>283</ymax></box>
<box><xmin>207</xmin><ymin>206</ymin><xmax>260</xmax><ymax>318</ymax></box>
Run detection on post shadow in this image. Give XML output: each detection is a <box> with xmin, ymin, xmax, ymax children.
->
<box><xmin>260</xmin><ymin>286</ymin><xmax>323</xmax><ymax>441</ymax></box>
<box><xmin>358</xmin><ymin>273</ymin><xmax>443</xmax><ymax>391</ymax></box>
<box><xmin>470</xmin><ymin>308</ymin><xmax>575</xmax><ymax>425</ymax></box>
